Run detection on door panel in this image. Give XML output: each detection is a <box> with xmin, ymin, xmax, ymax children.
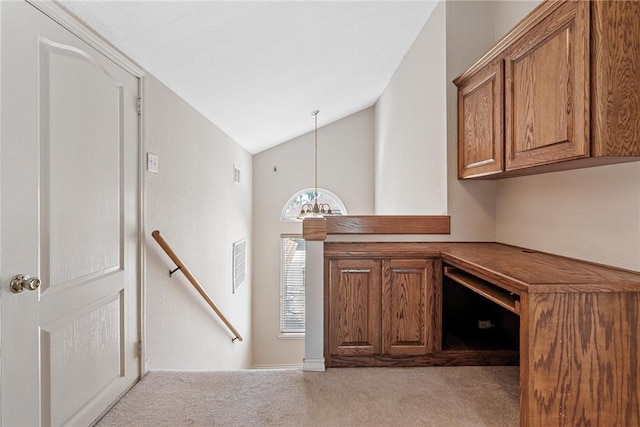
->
<box><xmin>42</xmin><ymin>293</ymin><xmax>123</xmax><ymax>426</ymax></box>
<box><xmin>328</xmin><ymin>259</ymin><xmax>381</xmax><ymax>356</ymax></box>
<box><xmin>457</xmin><ymin>60</ymin><xmax>504</xmax><ymax>178</ymax></box>
<box><xmin>382</xmin><ymin>259</ymin><xmax>441</xmax><ymax>355</ymax></box>
<box><xmin>1</xmin><ymin>2</ymin><xmax>139</xmax><ymax>425</ymax></box>
<box><xmin>504</xmin><ymin>0</ymin><xmax>590</xmax><ymax>170</ymax></box>
<box><xmin>42</xmin><ymin>37</ymin><xmax>124</xmax><ymax>291</ymax></box>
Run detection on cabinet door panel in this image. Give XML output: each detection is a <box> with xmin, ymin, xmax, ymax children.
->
<box><xmin>382</xmin><ymin>259</ymin><xmax>441</xmax><ymax>355</ymax></box>
<box><xmin>328</xmin><ymin>259</ymin><xmax>381</xmax><ymax>356</ymax></box>
<box><xmin>591</xmin><ymin>0</ymin><xmax>640</xmax><ymax>157</ymax></box>
<box><xmin>457</xmin><ymin>61</ymin><xmax>504</xmax><ymax>178</ymax></box>
<box><xmin>505</xmin><ymin>1</ymin><xmax>589</xmax><ymax>170</ymax></box>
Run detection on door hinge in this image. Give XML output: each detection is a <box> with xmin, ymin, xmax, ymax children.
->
<box><xmin>137</xmin><ymin>341</ymin><xmax>142</xmax><ymax>357</ymax></box>
<box><xmin>137</xmin><ymin>97</ymin><xmax>142</xmax><ymax>116</ymax></box>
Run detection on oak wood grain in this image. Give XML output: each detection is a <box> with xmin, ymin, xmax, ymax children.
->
<box><xmin>519</xmin><ymin>292</ymin><xmax>531</xmax><ymax>427</ymax></box>
<box><xmin>456</xmin><ymin>0</ymin><xmax>640</xmax><ymax>180</ymax></box>
<box><xmin>324</xmin><ymin>242</ymin><xmax>640</xmax><ymax>294</ymax></box>
<box><xmin>326</xmin><ymin>215</ymin><xmax>450</xmax><ymax>235</ymax></box>
<box><xmin>444</xmin><ymin>267</ymin><xmax>520</xmax><ymax>314</ymax></box>
<box><xmin>441</xmin><ymin>243</ymin><xmax>640</xmax><ymax>293</ymax></box>
<box><xmin>591</xmin><ymin>0</ymin><xmax>640</xmax><ymax>157</ymax></box>
<box><xmin>327</xmin><ymin>259</ymin><xmax>381</xmax><ymax>356</ymax></box>
<box><xmin>381</xmin><ymin>259</ymin><xmax>442</xmax><ymax>355</ymax></box>
<box><xmin>527</xmin><ymin>292</ymin><xmax>640</xmax><ymax>426</ymax></box>
<box><xmin>323</xmin><ymin>240</ymin><xmax>640</xmax><ymax>426</ymax></box>
<box><xmin>456</xmin><ymin>60</ymin><xmax>504</xmax><ymax>178</ymax></box>
<box><xmin>453</xmin><ymin>1</ymin><xmax>564</xmax><ymax>86</ymax></box>
<box><xmin>302</xmin><ymin>217</ymin><xmax>327</xmax><ymax>241</ymax></box>
<box><xmin>504</xmin><ymin>0</ymin><xmax>590</xmax><ymax>170</ymax></box>
<box><xmin>324</xmin><ymin>242</ymin><xmax>442</xmax><ymax>259</ymax></box>
<box><xmin>462</xmin><ymin>155</ymin><xmax>640</xmax><ymax>180</ymax></box>
<box><xmin>328</xmin><ymin>350</ymin><xmax>519</xmax><ymax>368</ymax></box>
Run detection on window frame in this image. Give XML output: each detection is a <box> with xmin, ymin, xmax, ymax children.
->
<box><xmin>279</xmin><ymin>234</ymin><xmax>306</xmax><ymax>336</ymax></box>
<box><xmin>279</xmin><ymin>188</ymin><xmax>347</xmax><ymax>338</ymax></box>
<box><xmin>280</xmin><ymin>187</ymin><xmax>348</xmax><ymax>222</ymax></box>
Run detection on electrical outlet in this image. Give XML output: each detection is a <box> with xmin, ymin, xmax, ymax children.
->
<box><xmin>477</xmin><ymin>320</ymin><xmax>494</xmax><ymax>329</ymax></box>
<box><xmin>147</xmin><ymin>153</ymin><xmax>159</xmax><ymax>173</ymax></box>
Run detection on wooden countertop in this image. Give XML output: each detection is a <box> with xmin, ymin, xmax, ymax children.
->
<box><xmin>324</xmin><ymin>241</ymin><xmax>640</xmax><ymax>294</ymax></box>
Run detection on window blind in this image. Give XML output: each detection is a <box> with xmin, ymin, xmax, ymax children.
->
<box><xmin>280</xmin><ymin>236</ymin><xmax>306</xmax><ymax>333</ymax></box>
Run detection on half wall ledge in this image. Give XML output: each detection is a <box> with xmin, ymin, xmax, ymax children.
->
<box><xmin>303</xmin><ymin>215</ymin><xmax>451</xmax><ymax>241</ymax></box>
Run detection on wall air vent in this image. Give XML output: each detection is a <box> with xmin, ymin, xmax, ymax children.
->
<box><xmin>233</xmin><ymin>164</ymin><xmax>241</xmax><ymax>184</ymax></box>
<box><xmin>232</xmin><ymin>238</ymin><xmax>247</xmax><ymax>293</ymax></box>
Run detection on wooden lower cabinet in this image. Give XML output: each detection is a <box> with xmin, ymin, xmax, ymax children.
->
<box><xmin>326</xmin><ymin>257</ymin><xmax>442</xmax><ymax>366</ymax></box>
<box><xmin>382</xmin><ymin>259</ymin><xmax>441</xmax><ymax>355</ymax></box>
<box><xmin>320</xmin><ymin>242</ymin><xmax>640</xmax><ymax>424</ymax></box>
<box><xmin>327</xmin><ymin>259</ymin><xmax>381</xmax><ymax>356</ymax></box>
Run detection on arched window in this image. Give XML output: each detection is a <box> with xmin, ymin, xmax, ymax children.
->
<box><xmin>279</xmin><ymin>188</ymin><xmax>347</xmax><ymax>335</ymax></box>
<box><xmin>280</xmin><ymin>188</ymin><xmax>348</xmax><ymax>222</ymax></box>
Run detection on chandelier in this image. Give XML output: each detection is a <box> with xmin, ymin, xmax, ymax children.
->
<box><xmin>298</xmin><ymin>110</ymin><xmax>332</xmax><ymax>219</ymax></box>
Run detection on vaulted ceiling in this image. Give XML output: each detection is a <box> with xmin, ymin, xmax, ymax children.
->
<box><xmin>60</xmin><ymin>1</ymin><xmax>438</xmax><ymax>154</ymax></box>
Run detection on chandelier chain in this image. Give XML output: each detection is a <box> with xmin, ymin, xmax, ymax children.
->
<box><xmin>297</xmin><ymin>109</ymin><xmax>332</xmax><ymax>219</ymax></box>
<box><xmin>313</xmin><ymin>110</ymin><xmax>318</xmax><ymax>200</ymax></box>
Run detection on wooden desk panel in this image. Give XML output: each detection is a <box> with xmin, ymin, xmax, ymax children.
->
<box><xmin>322</xmin><ymin>241</ymin><xmax>640</xmax><ymax>426</ymax></box>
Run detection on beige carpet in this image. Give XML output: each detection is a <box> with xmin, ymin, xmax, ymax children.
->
<box><xmin>97</xmin><ymin>366</ymin><xmax>519</xmax><ymax>426</ymax></box>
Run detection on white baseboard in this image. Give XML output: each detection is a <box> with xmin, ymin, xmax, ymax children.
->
<box><xmin>251</xmin><ymin>364</ymin><xmax>303</xmax><ymax>370</ymax></box>
<box><xmin>302</xmin><ymin>358</ymin><xmax>326</xmax><ymax>372</ymax></box>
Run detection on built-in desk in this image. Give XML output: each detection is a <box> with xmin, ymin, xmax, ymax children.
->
<box><xmin>440</xmin><ymin>243</ymin><xmax>640</xmax><ymax>426</ymax></box>
<box><xmin>303</xmin><ymin>217</ymin><xmax>640</xmax><ymax>426</ymax></box>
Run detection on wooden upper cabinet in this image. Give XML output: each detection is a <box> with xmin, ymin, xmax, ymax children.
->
<box><xmin>381</xmin><ymin>259</ymin><xmax>441</xmax><ymax>355</ymax></box>
<box><xmin>591</xmin><ymin>0</ymin><xmax>640</xmax><ymax>157</ymax></box>
<box><xmin>327</xmin><ymin>259</ymin><xmax>381</xmax><ymax>356</ymax></box>
<box><xmin>457</xmin><ymin>61</ymin><xmax>504</xmax><ymax>178</ymax></box>
<box><xmin>454</xmin><ymin>0</ymin><xmax>640</xmax><ymax>179</ymax></box>
<box><xmin>504</xmin><ymin>0</ymin><xmax>590</xmax><ymax>170</ymax></box>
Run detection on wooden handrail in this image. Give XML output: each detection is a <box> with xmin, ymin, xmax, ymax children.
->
<box><xmin>151</xmin><ymin>230</ymin><xmax>243</xmax><ymax>342</ymax></box>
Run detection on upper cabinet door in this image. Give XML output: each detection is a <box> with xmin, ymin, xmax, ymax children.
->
<box><xmin>504</xmin><ymin>1</ymin><xmax>590</xmax><ymax>171</ymax></box>
<box><xmin>457</xmin><ymin>60</ymin><xmax>504</xmax><ymax>178</ymax></box>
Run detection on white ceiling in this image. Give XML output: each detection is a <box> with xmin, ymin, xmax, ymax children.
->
<box><xmin>60</xmin><ymin>1</ymin><xmax>439</xmax><ymax>154</ymax></box>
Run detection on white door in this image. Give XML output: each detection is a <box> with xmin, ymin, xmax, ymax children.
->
<box><xmin>1</xmin><ymin>2</ymin><xmax>140</xmax><ymax>426</ymax></box>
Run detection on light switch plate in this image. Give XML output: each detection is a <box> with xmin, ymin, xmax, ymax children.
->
<box><xmin>147</xmin><ymin>153</ymin><xmax>158</xmax><ymax>173</ymax></box>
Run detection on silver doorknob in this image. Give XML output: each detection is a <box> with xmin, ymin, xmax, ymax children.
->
<box><xmin>10</xmin><ymin>274</ymin><xmax>40</xmax><ymax>293</ymax></box>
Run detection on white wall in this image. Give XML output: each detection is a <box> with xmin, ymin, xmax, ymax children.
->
<box><xmin>375</xmin><ymin>1</ymin><xmax>447</xmax><ymax>216</ymax></box>
<box><xmin>496</xmin><ymin>164</ymin><xmax>640</xmax><ymax>270</ymax></box>
<box><xmin>252</xmin><ymin>108</ymin><xmax>375</xmax><ymax>367</ymax></box>
<box><xmin>374</xmin><ymin>1</ymin><xmax>496</xmax><ymax>241</ymax></box>
<box><xmin>144</xmin><ymin>75</ymin><xmax>253</xmax><ymax>370</ymax></box>
<box><xmin>444</xmin><ymin>0</ymin><xmax>500</xmax><ymax>241</ymax></box>
<box><xmin>0</xmin><ymin>1</ymin><xmax>4</xmax><ymax>410</ymax></box>
<box><xmin>491</xmin><ymin>0</ymin><xmax>640</xmax><ymax>271</ymax></box>
<box><xmin>491</xmin><ymin>0</ymin><xmax>539</xmax><ymax>41</ymax></box>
